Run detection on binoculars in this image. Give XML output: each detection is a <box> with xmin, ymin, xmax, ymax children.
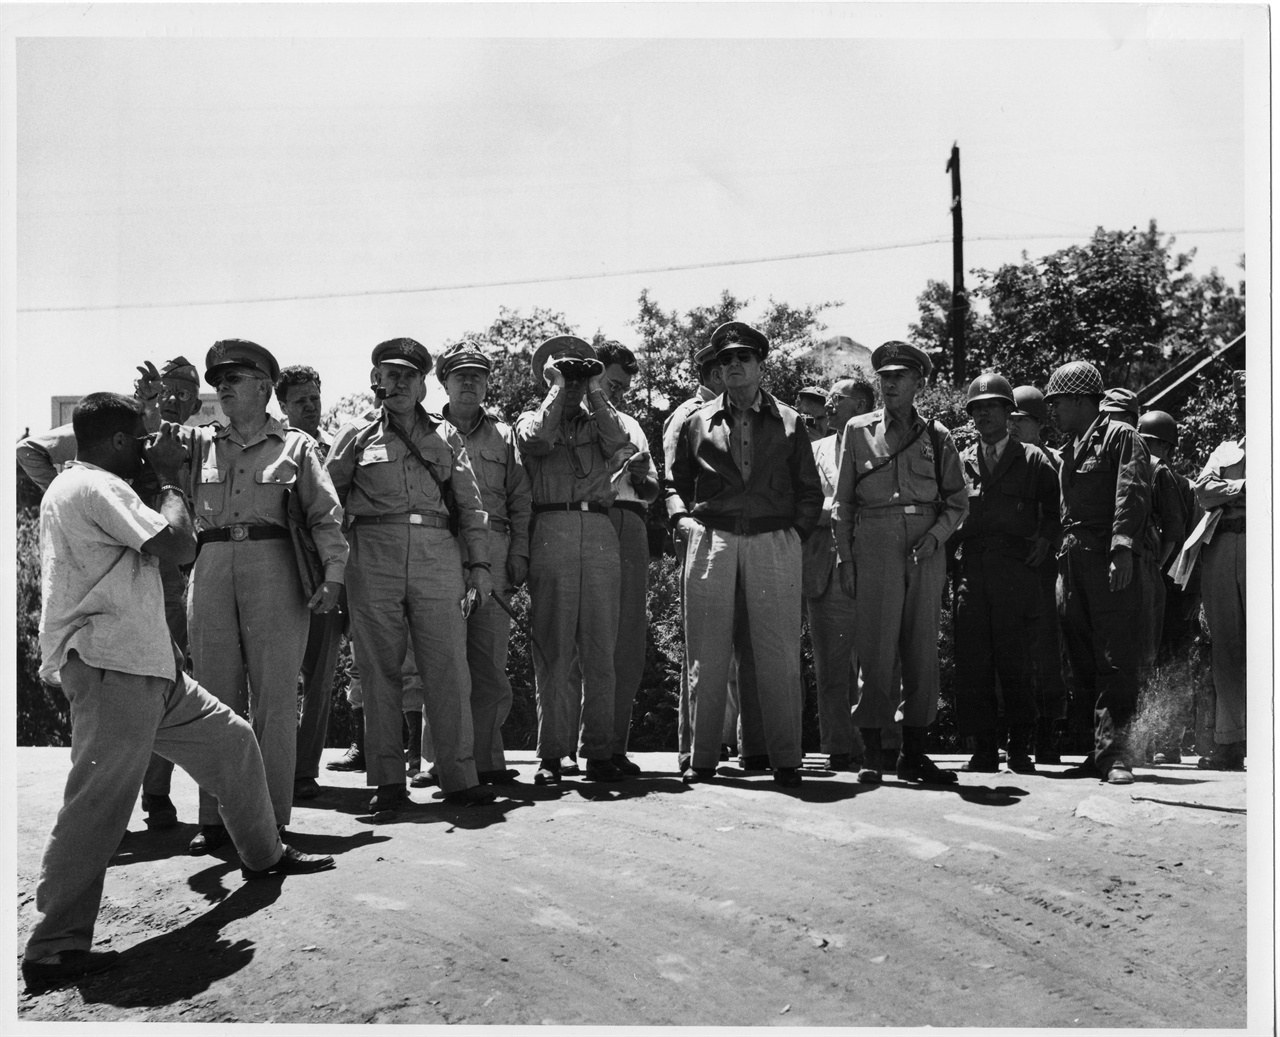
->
<box><xmin>553</xmin><ymin>358</ymin><xmax>604</xmax><ymax>381</ymax></box>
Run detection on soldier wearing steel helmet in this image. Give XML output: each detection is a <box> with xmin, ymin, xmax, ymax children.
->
<box><xmin>326</xmin><ymin>337</ymin><xmax>496</xmax><ymax>819</ymax></box>
<box><xmin>832</xmin><ymin>341</ymin><xmax>968</xmax><ymax>785</ymax></box>
<box><xmin>184</xmin><ymin>340</ymin><xmax>348</xmax><ymax>851</ymax></box>
<box><xmin>951</xmin><ymin>373</ymin><xmax>1060</xmax><ymax>773</ymax></box>
<box><xmin>1137</xmin><ymin>408</ymin><xmax>1201</xmax><ymax>764</ymax></box>
<box><xmin>1007</xmin><ymin>384</ymin><xmax>1071</xmax><ymax>763</ymax></box>
<box><xmin>1044</xmin><ymin>360</ymin><xmax>1152</xmax><ymax>784</ymax></box>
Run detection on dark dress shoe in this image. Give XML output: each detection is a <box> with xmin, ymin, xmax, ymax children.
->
<box><xmin>560</xmin><ymin>757</ymin><xmax>581</xmax><ymax>776</ymax></box>
<box><xmin>1106</xmin><ymin>763</ymin><xmax>1136</xmax><ymax>785</ymax></box>
<box><xmin>772</xmin><ymin>767</ymin><xmax>802</xmax><ymax>788</ymax></box>
<box><xmin>1151</xmin><ymin>750</ymin><xmax>1182</xmax><ymax>765</ymax></box>
<box><xmin>681</xmin><ymin>766</ymin><xmax>716</xmax><ymax>785</ymax></box>
<box><xmin>189</xmin><ymin>824</ymin><xmax>229</xmax><ymax>855</ymax></box>
<box><xmin>22</xmin><ymin>949</ymin><xmax>121</xmax><ymax>994</ymax></box>
<box><xmin>326</xmin><ymin>744</ymin><xmax>365</xmax><ymax>772</ymax></box>
<box><xmin>443</xmin><ymin>785</ymin><xmax>498</xmax><ymax>806</ymax></box>
<box><xmin>1035</xmin><ymin>749</ymin><xmax>1062</xmax><ymax>766</ymax></box>
<box><xmin>584</xmin><ymin>759</ymin><xmax>624</xmax><ymax>782</ymax></box>
<box><xmin>410</xmin><ymin>770</ymin><xmax>440</xmax><ymax>788</ymax></box>
<box><xmin>534</xmin><ymin>759</ymin><xmax>561</xmax><ymax>786</ymax></box>
<box><xmin>293</xmin><ymin>777</ymin><xmax>321</xmax><ymax>800</ymax></box>
<box><xmin>477</xmin><ymin>768</ymin><xmax>521</xmax><ymax>784</ymax></box>
<box><xmin>369</xmin><ymin>783</ymin><xmax>409</xmax><ymax>821</ymax></box>
<box><xmin>141</xmin><ymin>793</ymin><xmax>179</xmax><ymax>830</ymax></box>
<box><xmin>856</xmin><ymin>763</ymin><xmax>882</xmax><ymax>784</ymax></box>
<box><xmin>962</xmin><ymin>752</ymin><xmax>1000</xmax><ymax>773</ymax></box>
<box><xmin>740</xmin><ymin>755</ymin><xmax>771</xmax><ymax>772</ymax></box>
<box><xmin>896</xmin><ymin>753</ymin><xmax>959</xmax><ymax>785</ymax></box>
<box><xmin>1006</xmin><ymin>754</ymin><xmax>1037</xmax><ymax>775</ymax></box>
<box><xmin>241</xmin><ymin>844</ymin><xmax>335</xmax><ymax>880</ymax></box>
<box><xmin>827</xmin><ymin>753</ymin><xmax>853</xmax><ymax>771</ymax></box>
<box><xmin>611</xmin><ymin>754</ymin><xmax>642</xmax><ymax>776</ymax></box>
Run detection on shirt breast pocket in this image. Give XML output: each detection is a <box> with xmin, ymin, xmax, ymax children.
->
<box><xmin>477</xmin><ymin>445</ymin><xmax>508</xmax><ymax>489</ymax></box>
<box><xmin>256</xmin><ymin>456</ymin><xmax>299</xmax><ymax>491</ymax></box>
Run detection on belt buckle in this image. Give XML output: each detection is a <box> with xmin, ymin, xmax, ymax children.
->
<box><xmin>578</xmin><ymin>502</ymin><xmax>590</xmax><ymax>512</ymax></box>
<box><xmin>407</xmin><ymin>514</ymin><xmax>423</xmax><ymax>526</ymax></box>
<box><xmin>230</xmin><ymin>524</ymin><xmax>249</xmax><ymax>542</ymax></box>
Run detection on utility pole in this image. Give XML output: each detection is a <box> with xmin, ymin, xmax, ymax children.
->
<box><xmin>946</xmin><ymin>142</ymin><xmax>966</xmax><ymax>385</ymax></box>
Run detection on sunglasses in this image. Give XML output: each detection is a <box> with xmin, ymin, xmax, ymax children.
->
<box><xmin>212</xmin><ymin>371</ymin><xmax>255</xmax><ymax>388</ymax></box>
<box><xmin>161</xmin><ymin>386</ymin><xmax>196</xmax><ymax>403</ymax></box>
<box><xmin>717</xmin><ymin>349</ymin><xmax>758</xmax><ymax>365</ymax></box>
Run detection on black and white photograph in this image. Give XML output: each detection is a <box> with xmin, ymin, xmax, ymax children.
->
<box><xmin>2</xmin><ymin>3</ymin><xmax>1271</xmax><ymax>1030</ymax></box>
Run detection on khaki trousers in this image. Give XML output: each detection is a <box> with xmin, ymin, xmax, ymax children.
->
<box><xmin>850</xmin><ymin>510</ymin><xmax>945</xmax><ymax>729</ymax></box>
<box><xmin>25</xmin><ymin>654</ymin><xmax>282</xmax><ymax>961</ymax></box>
<box><xmin>1200</xmin><ymin>531</ymin><xmax>1246</xmax><ymax>744</ymax></box>
<box><xmin>189</xmin><ymin>539</ymin><xmax>310</xmax><ymax>826</ymax></box>
<box><xmin>805</xmin><ymin>581</ymin><xmax>860</xmax><ymax>756</ymax></box>
<box><xmin>466</xmin><ymin>531</ymin><xmax>514</xmax><ymax>771</ymax></box>
<box><xmin>529</xmin><ymin>512</ymin><xmax>619</xmax><ymax>762</ymax></box>
<box><xmin>346</xmin><ymin>524</ymin><xmax>477</xmax><ymax>793</ymax></box>
<box><xmin>683</xmin><ymin>525</ymin><xmax>803</xmax><ymax>770</ymax></box>
<box><xmin>609</xmin><ymin>508</ymin><xmax>650</xmax><ymax>755</ymax></box>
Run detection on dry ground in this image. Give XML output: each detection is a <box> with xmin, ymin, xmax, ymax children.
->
<box><xmin>12</xmin><ymin>747</ymin><xmax>1250</xmax><ymax>1028</ymax></box>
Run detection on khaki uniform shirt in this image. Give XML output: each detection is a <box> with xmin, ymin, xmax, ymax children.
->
<box><xmin>186</xmin><ymin>418</ymin><xmax>348</xmax><ymax>583</ymax></box>
<box><xmin>515</xmin><ymin>387</ymin><xmax>630</xmax><ymax>506</ymax></box>
<box><xmin>442</xmin><ymin>404</ymin><xmax>532</xmax><ymax>563</ymax></box>
<box><xmin>831</xmin><ymin>407</ymin><xmax>968</xmax><ymax>563</ymax></box>
<box><xmin>326</xmin><ymin>406</ymin><xmax>490</xmax><ymax>569</ymax></box>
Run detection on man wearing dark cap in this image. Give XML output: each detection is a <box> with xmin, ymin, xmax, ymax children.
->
<box><xmin>663</xmin><ymin>345</ymin><xmax>764</xmax><ymax>769</ymax></box>
<box><xmin>327</xmin><ymin>338</ymin><xmax>496</xmax><ymax>816</ymax></box>
<box><xmin>1007</xmin><ymin>384</ymin><xmax>1071</xmax><ymax>763</ymax></box>
<box><xmin>1044</xmin><ymin>360</ymin><xmax>1151</xmax><ymax>784</ymax></box>
<box><xmin>436</xmin><ymin>341</ymin><xmax>532</xmax><ymax>783</ymax></box>
<box><xmin>1188</xmin><ymin>371</ymin><xmax>1247</xmax><ymax>770</ymax></box>
<box><xmin>273</xmin><ymin>365</ymin><xmax>346</xmax><ymax>800</ymax></box>
<box><xmin>796</xmin><ymin>385</ymin><xmax>830</xmax><ymax>442</ymax></box>
<box><xmin>832</xmin><ymin>341</ymin><xmax>967</xmax><ymax>785</ymax></box>
<box><xmin>804</xmin><ymin>377</ymin><xmax>877</xmax><ymax>770</ymax></box>
<box><xmin>951</xmin><ymin>373</ymin><xmax>1059</xmax><ymax>774</ymax></box>
<box><xmin>517</xmin><ymin>336</ymin><xmax>633</xmax><ymax>785</ymax></box>
<box><xmin>17</xmin><ymin>356</ymin><xmax>206</xmax><ymax>831</ymax></box>
<box><xmin>666</xmin><ymin>321</ymin><xmax>823</xmax><ymax>788</ymax></box>
<box><xmin>184</xmin><ymin>339</ymin><xmax>348</xmax><ymax>851</ymax></box>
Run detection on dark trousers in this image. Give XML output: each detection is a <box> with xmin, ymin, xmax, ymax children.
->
<box><xmin>1058</xmin><ymin>544</ymin><xmax>1142</xmax><ymax>769</ymax></box>
<box><xmin>1032</xmin><ymin>563</ymin><xmax>1070</xmax><ymax>722</ymax></box>
<box><xmin>954</xmin><ymin>549</ymin><xmax>1041</xmax><ymax>735</ymax></box>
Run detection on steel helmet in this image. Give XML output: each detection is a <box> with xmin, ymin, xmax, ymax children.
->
<box><xmin>1011</xmin><ymin>386</ymin><xmax>1047</xmax><ymax>424</ymax></box>
<box><xmin>1139</xmin><ymin>409</ymin><xmax>1179</xmax><ymax>449</ymax></box>
<box><xmin>964</xmin><ymin>372</ymin><xmax>1015</xmax><ymax>413</ymax></box>
<box><xmin>1044</xmin><ymin>361</ymin><xmax>1103</xmax><ymax>400</ymax></box>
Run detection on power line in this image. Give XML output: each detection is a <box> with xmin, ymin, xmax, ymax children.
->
<box><xmin>19</xmin><ymin>227</ymin><xmax>1244</xmax><ymax>314</ymax></box>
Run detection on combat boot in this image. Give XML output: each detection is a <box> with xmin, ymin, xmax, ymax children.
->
<box><xmin>327</xmin><ymin>707</ymin><xmax>365</xmax><ymax>772</ymax></box>
<box><xmin>896</xmin><ymin>726</ymin><xmax>958</xmax><ymax>784</ymax></box>
<box><xmin>1006</xmin><ymin>725</ymin><xmax>1037</xmax><ymax>774</ymax></box>
<box><xmin>962</xmin><ymin>731</ymin><xmax>1001</xmax><ymax>772</ymax></box>
<box><xmin>404</xmin><ymin>710</ymin><xmax>423</xmax><ymax>777</ymax></box>
<box><xmin>856</xmin><ymin>727</ymin><xmax>883</xmax><ymax>784</ymax></box>
<box><xmin>1034</xmin><ymin>717</ymin><xmax>1062</xmax><ymax>765</ymax></box>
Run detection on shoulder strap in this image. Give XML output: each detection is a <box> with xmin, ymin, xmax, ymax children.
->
<box><xmin>386</xmin><ymin>416</ymin><xmax>450</xmax><ymax>495</ymax></box>
<box><xmin>852</xmin><ymin>422</ymin><xmax>926</xmax><ymax>488</ymax></box>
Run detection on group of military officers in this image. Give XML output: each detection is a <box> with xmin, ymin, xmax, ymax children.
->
<box><xmin>19</xmin><ymin>324</ymin><xmax>1247</xmax><ymax>995</ymax></box>
<box><xmin>19</xmin><ymin>325</ymin><xmax>1248</xmax><ymax>828</ymax></box>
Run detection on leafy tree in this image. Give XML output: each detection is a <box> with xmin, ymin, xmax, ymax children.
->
<box><xmin>906</xmin><ymin>279</ymin><xmax>988</xmax><ymax>385</ymax></box>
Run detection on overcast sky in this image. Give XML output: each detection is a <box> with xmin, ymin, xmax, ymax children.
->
<box><xmin>2</xmin><ymin>3</ymin><xmax>1266</xmax><ymax>434</ymax></box>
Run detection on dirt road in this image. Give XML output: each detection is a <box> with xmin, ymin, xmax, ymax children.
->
<box><xmin>13</xmin><ymin>747</ymin><xmax>1251</xmax><ymax>1028</ymax></box>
